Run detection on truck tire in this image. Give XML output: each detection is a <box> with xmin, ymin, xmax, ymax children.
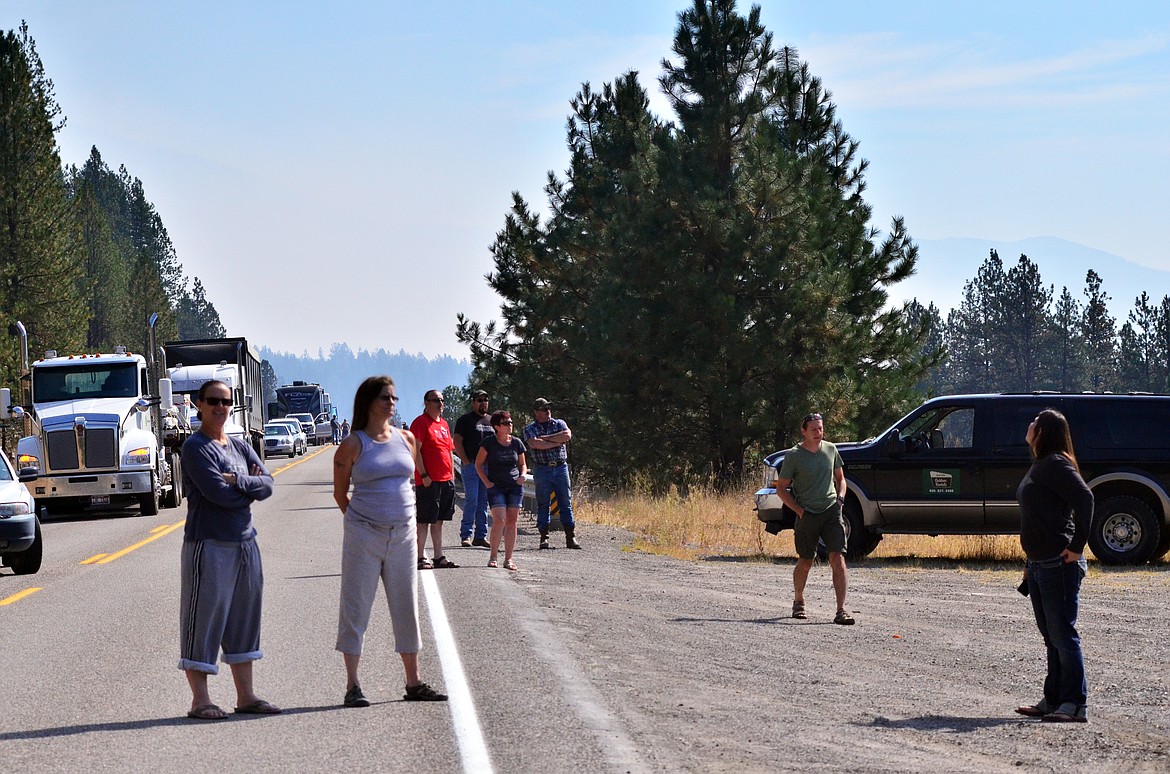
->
<box><xmin>6</xmin><ymin>517</ymin><xmax>43</xmax><ymax>575</ymax></box>
<box><xmin>140</xmin><ymin>475</ymin><xmax>161</xmax><ymax>516</ymax></box>
<box><xmin>163</xmin><ymin>455</ymin><xmax>183</xmax><ymax>509</ymax></box>
<box><xmin>1088</xmin><ymin>495</ymin><xmax>1161</xmax><ymax>565</ymax></box>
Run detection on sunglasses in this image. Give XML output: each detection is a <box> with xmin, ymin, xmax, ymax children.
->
<box><xmin>202</xmin><ymin>397</ymin><xmax>233</xmax><ymax>407</ymax></box>
<box><xmin>378</xmin><ymin>394</ymin><xmax>399</xmax><ymax>403</ymax></box>
<box><xmin>474</xmin><ymin>398</ymin><xmax>489</xmax><ymax>403</ymax></box>
<box><xmin>498</xmin><ymin>421</ymin><xmax>513</xmax><ymax>426</ymax></box>
<box><xmin>426</xmin><ymin>397</ymin><xmax>445</xmax><ymax>403</ymax></box>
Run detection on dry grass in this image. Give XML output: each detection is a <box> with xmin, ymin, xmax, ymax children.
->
<box><xmin>576</xmin><ymin>484</ymin><xmax>1167</xmax><ymax>567</ymax></box>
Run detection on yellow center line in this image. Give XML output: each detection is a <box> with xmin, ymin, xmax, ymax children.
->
<box><xmin>88</xmin><ymin>446</ymin><xmax>324</xmax><ymax>566</ymax></box>
<box><xmin>96</xmin><ymin>520</ymin><xmax>186</xmax><ymax>564</ymax></box>
<box><xmin>0</xmin><ymin>587</ymin><xmax>43</xmax><ymax>606</ymax></box>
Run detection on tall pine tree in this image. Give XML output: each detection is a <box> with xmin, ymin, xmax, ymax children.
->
<box><xmin>0</xmin><ymin>23</ymin><xmax>85</xmax><ymax>382</ymax></box>
<box><xmin>458</xmin><ymin>0</ymin><xmax>933</xmax><ymax>487</ymax></box>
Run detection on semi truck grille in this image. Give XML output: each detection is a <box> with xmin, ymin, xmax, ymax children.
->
<box><xmin>46</xmin><ymin>428</ymin><xmax>118</xmax><ymax>471</ymax></box>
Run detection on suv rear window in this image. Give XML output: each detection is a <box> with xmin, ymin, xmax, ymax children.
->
<box><xmin>1076</xmin><ymin>399</ymin><xmax>1170</xmax><ymax>449</ymax></box>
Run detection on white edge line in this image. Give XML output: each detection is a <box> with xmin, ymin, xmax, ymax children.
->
<box><xmin>420</xmin><ymin>571</ymin><xmax>494</xmax><ymax>774</ymax></box>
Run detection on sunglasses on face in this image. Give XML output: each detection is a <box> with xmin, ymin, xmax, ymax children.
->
<box><xmin>202</xmin><ymin>397</ymin><xmax>233</xmax><ymax>407</ymax></box>
<box><xmin>498</xmin><ymin>421</ymin><xmax>512</xmax><ymax>426</ymax></box>
<box><xmin>475</xmin><ymin>398</ymin><xmax>489</xmax><ymax>403</ymax></box>
<box><xmin>426</xmin><ymin>397</ymin><xmax>444</xmax><ymax>403</ymax></box>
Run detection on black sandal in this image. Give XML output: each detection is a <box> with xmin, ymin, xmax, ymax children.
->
<box><xmin>434</xmin><ymin>556</ymin><xmax>458</xmax><ymax>568</ymax></box>
<box><xmin>404</xmin><ymin>682</ymin><xmax>448</xmax><ymax>702</ymax></box>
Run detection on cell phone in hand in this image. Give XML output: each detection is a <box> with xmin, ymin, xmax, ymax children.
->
<box><xmin>1017</xmin><ymin>579</ymin><xmax>1029</xmax><ymax>597</ymax></box>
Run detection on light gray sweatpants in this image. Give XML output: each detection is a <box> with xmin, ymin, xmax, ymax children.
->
<box><xmin>336</xmin><ymin>517</ymin><xmax>421</xmax><ymax>655</ymax></box>
<box><xmin>178</xmin><ymin>537</ymin><xmax>264</xmax><ymax>673</ymax></box>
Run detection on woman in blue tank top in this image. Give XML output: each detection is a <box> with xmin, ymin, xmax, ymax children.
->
<box><xmin>332</xmin><ymin>375</ymin><xmax>447</xmax><ymax>706</ymax></box>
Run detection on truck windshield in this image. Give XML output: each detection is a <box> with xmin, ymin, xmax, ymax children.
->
<box><xmin>33</xmin><ymin>362</ymin><xmax>140</xmax><ymax>402</ymax></box>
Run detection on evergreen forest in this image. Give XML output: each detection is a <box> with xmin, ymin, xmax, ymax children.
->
<box><xmin>4</xmin><ymin>10</ymin><xmax>1168</xmax><ymax>490</ymax></box>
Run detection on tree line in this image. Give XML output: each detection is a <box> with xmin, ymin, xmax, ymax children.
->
<box><xmin>912</xmin><ymin>249</ymin><xmax>1170</xmax><ymax>396</ymax></box>
<box><xmin>0</xmin><ymin>23</ymin><xmax>225</xmax><ymax>388</ymax></box>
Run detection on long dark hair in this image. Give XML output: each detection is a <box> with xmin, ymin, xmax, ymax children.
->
<box><xmin>351</xmin><ymin>375</ymin><xmax>394</xmax><ymax>433</ymax></box>
<box><xmin>1030</xmin><ymin>408</ymin><xmax>1080</xmax><ymax>472</ymax></box>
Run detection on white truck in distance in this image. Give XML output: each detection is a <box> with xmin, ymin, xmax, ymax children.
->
<box><xmin>11</xmin><ymin>315</ymin><xmax>188</xmax><ymax>516</ymax></box>
<box><xmin>164</xmin><ymin>337</ymin><xmax>265</xmax><ymax>459</ymax></box>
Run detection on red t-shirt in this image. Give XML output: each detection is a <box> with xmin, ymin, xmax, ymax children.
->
<box><xmin>409</xmin><ymin>413</ymin><xmax>455</xmax><ymax>485</ymax></box>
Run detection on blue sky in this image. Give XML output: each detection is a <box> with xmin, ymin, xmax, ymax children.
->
<box><xmin>8</xmin><ymin>1</ymin><xmax>1170</xmax><ymax>357</ymax></box>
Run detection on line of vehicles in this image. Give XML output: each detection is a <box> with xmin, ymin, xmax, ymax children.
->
<box><xmin>0</xmin><ymin>316</ymin><xmax>336</xmax><ymax>576</ymax></box>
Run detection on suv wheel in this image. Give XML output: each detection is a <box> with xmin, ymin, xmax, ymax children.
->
<box><xmin>1089</xmin><ymin>495</ymin><xmax>1161</xmax><ymax>565</ymax></box>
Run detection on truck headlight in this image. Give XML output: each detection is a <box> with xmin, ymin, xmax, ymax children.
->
<box><xmin>0</xmin><ymin>502</ymin><xmax>31</xmax><ymax>517</ymax></box>
<box><xmin>126</xmin><ymin>447</ymin><xmax>152</xmax><ymax>466</ymax></box>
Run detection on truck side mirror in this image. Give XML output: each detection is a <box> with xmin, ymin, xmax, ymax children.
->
<box><xmin>159</xmin><ymin>378</ymin><xmax>174</xmax><ymax>410</ymax></box>
<box><xmin>884</xmin><ymin>429</ymin><xmax>903</xmax><ymax>457</ymax></box>
<box><xmin>134</xmin><ymin>398</ymin><xmax>151</xmax><ymax>413</ymax></box>
<box><xmin>18</xmin><ymin>466</ymin><xmax>39</xmax><ymax>483</ymax></box>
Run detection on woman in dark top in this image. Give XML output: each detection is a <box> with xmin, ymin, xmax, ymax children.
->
<box><xmin>1015</xmin><ymin>408</ymin><xmax>1094</xmax><ymax>723</ymax></box>
<box><xmin>179</xmin><ymin>379</ymin><xmax>280</xmax><ymax>720</ymax></box>
<box><xmin>475</xmin><ymin>410</ymin><xmax>527</xmax><ymax>571</ymax></box>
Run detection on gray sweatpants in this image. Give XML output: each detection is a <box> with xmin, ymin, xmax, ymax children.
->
<box><xmin>178</xmin><ymin>538</ymin><xmax>264</xmax><ymax>673</ymax></box>
<box><xmin>336</xmin><ymin>517</ymin><xmax>421</xmax><ymax>655</ymax></box>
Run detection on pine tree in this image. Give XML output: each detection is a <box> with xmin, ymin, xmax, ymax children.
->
<box><xmin>1050</xmin><ymin>286</ymin><xmax>1086</xmax><ymax>392</ymax></box>
<box><xmin>0</xmin><ymin>22</ymin><xmax>86</xmax><ymax>381</ymax></box>
<box><xmin>176</xmin><ymin>277</ymin><xmax>226</xmax><ymax>339</ymax></box>
<box><xmin>458</xmin><ymin>0</ymin><xmax>933</xmax><ymax>487</ymax></box>
<box><xmin>69</xmin><ymin>147</ymin><xmax>134</xmax><ymax>350</ymax></box>
<box><xmin>1081</xmin><ymin>270</ymin><xmax>1117</xmax><ymax>392</ymax></box>
<box><xmin>998</xmin><ymin>254</ymin><xmax>1052</xmax><ymax>391</ymax></box>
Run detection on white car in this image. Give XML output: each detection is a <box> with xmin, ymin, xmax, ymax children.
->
<box><xmin>264</xmin><ymin>422</ymin><xmax>306</xmax><ymax>457</ymax></box>
<box><xmin>0</xmin><ymin>448</ymin><xmax>41</xmax><ymax>575</ymax></box>
<box><xmin>267</xmin><ymin>418</ymin><xmax>308</xmax><ymax>451</ymax></box>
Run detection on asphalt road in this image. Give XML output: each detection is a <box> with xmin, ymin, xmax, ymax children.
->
<box><xmin>0</xmin><ymin>447</ymin><xmax>629</xmax><ymax>773</ymax></box>
<box><xmin>2</xmin><ymin>448</ymin><xmax>1168</xmax><ymax>773</ymax></box>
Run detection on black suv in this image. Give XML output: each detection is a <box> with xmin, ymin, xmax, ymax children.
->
<box><xmin>754</xmin><ymin>393</ymin><xmax>1170</xmax><ymax>565</ymax></box>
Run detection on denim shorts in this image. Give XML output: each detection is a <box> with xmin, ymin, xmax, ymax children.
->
<box><xmin>487</xmin><ymin>483</ymin><xmax>523</xmax><ymax>509</ymax></box>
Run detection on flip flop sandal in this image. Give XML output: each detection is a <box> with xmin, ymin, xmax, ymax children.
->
<box><xmin>487</xmin><ymin>558</ymin><xmax>498</xmax><ymax>568</ymax></box>
<box><xmin>187</xmin><ymin>703</ymin><xmax>229</xmax><ymax>720</ymax></box>
<box><xmin>434</xmin><ymin>556</ymin><xmax>459</xmax><ymax>568</ymax></box>
<box><xmin>504</xmin><ymin>560</ymin><xmax>518</xmax><ymax>572</ymax></box>
<box><xmin>417</xmin><ymin>557</ymin><xmax>434</xmax><ymax>570</ymax></box>
<box><xmin>792</xmin><ymin>601</ymin><xmax>808</xmax><ymax>620</ymax></box>
<box><xmin>234</xmin><ymin>699</ymin><xmax>283</xmax><ymax>715</ymax></box>
<box><xmin>833</xmin><ymin>609</ymin><xmax>856</xmax><ymax>625</ymax></box>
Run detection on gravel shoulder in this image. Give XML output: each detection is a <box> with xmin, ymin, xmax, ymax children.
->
<box><xmin>509</xmin><ymin>519</ymin><xmax>1170</xmax><ymax>773</ymax></box>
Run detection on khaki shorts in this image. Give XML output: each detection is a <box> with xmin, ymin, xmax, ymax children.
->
<box><xmin>793</xmin><ymin>501</ymin><xmax>846</xmax><ymax>560</ymax></box>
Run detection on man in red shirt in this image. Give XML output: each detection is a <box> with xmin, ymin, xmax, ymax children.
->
<box><xmin>410</xmin><ymin>390</ymin><xmax>458</xmax><ymax>569</ymax></box>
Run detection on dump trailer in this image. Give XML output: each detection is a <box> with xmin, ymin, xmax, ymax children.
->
<box><xmin>164</xmin><ymin>337</ymin><xmax>265</xmax><ymax>459</ymax></box>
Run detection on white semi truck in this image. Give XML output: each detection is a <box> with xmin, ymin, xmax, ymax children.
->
<box><xmin>10</xmin><ymin>314</ymin><xmax>188</xmax><ymax>516</ymax></box>
<box><xmin>163</xmin><ymin>337</ymin><xmax>265</xmax><ymax>460</ymax></box>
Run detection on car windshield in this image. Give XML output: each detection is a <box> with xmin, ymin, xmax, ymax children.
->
<box><xmin>265</xmin><ymin>425</ymin><xmax>291</xmax><ymax>436</ymax></box>
<box><xmin>290</xmin><ymin>414</ymin><xmax>313</xmax><ymax>423</ymax></box>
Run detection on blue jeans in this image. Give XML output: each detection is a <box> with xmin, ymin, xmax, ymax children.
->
<box><xmin>460</xmin><ymin>472</ymin><xmax>489</xmax><ymax>540</ymax></box>
<box><xmin>1027</xmin><ymin>556</ymin><xmax>1088</xmax><ymax>711</ymax></box>
<box><xmin>534</xmin><ymin>463</ymin><xmax>574</xmax><ymax>532</ymax></box>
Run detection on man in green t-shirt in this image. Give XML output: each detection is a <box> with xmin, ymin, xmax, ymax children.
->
<box><xmin>775</xmin><ymin>413</ymin><xmax>855</xmax><ymax>625</ymax></box>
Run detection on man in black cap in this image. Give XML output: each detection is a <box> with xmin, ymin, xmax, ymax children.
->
<box><xmin>453</xmin><ymin>390</ymin><xmax>493</xmax><ymax>547</ymax></box>
<box><xmin>523</xmin><ymin>398</ymin><xmax>580</xmax><ymax>549</ymax></box>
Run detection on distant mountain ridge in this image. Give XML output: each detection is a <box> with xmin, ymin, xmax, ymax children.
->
<box><xmin>892</xmin><ymin>236</ymin><xmax>1170</xmax><ymax>318</ymax></box>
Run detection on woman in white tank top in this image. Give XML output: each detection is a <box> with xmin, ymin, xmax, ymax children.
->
<box><xmin>332</xmin><ymin>376</ymin><xmax>448</xmax><ymax>705</ymax></box>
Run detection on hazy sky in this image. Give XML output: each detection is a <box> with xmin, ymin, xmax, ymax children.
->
<box><xmin>10</xmin><ymin>1</ymin><xmax>1170</xmax><ymax>358</ymax></box>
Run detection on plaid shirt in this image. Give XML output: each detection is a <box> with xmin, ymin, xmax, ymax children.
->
<box><xmin>523</xmin><ymin>418</ymin><xmax>569</xmax><ymax>466</ymax></box>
